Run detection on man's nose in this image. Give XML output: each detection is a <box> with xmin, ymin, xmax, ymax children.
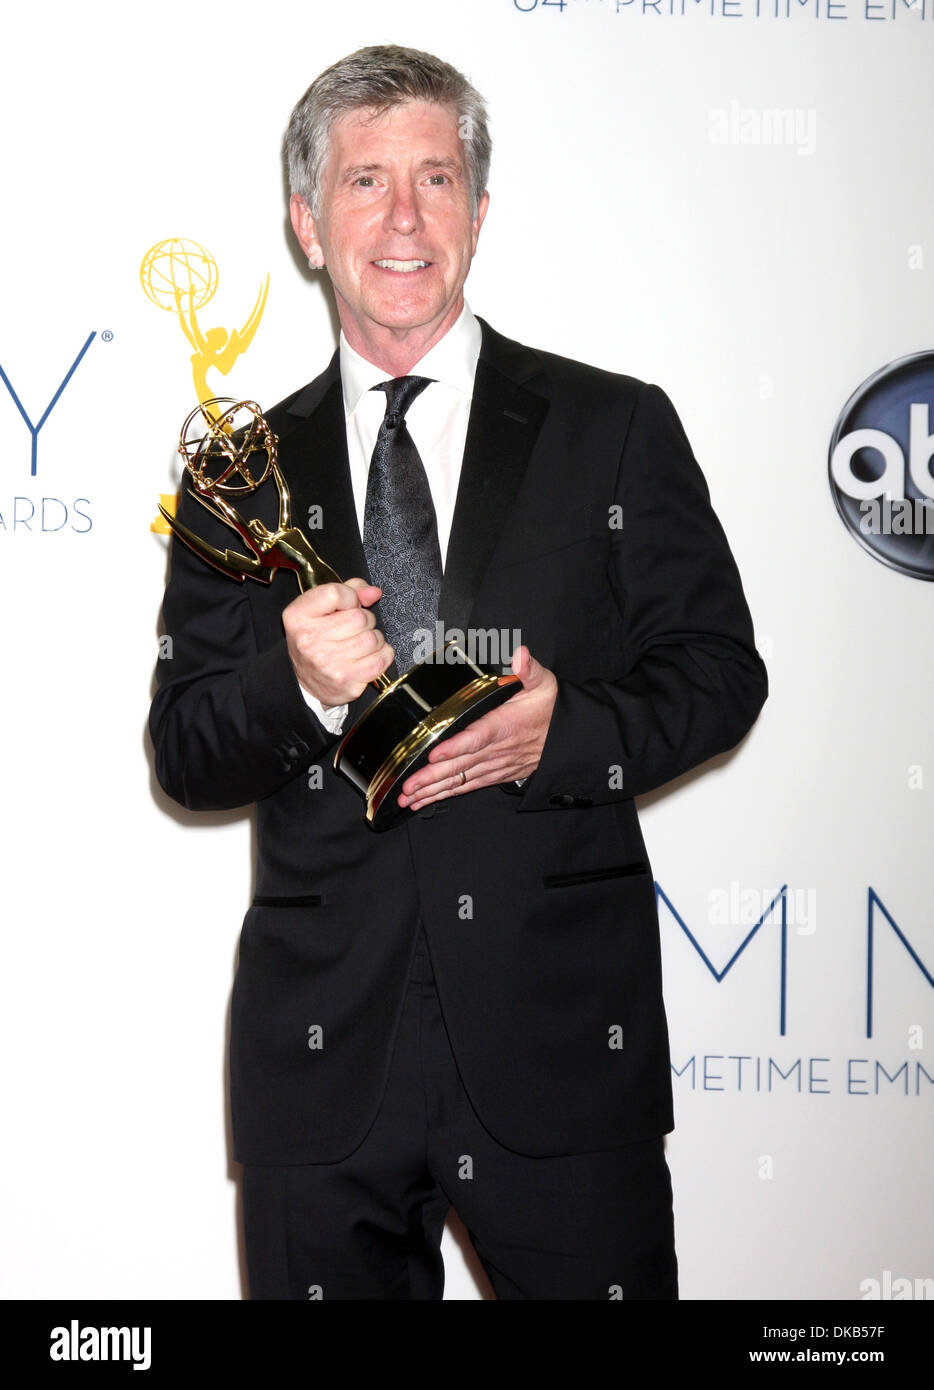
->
<box><xmin>385</xmin><ymin>180</ymin><xmax>421</xmax><ymax>235</ymax></box>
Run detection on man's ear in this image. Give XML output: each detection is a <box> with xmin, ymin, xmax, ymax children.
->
<box><xmin>290</xmin><ymin>194</ymin><xmax>325</xmax><ymax>268</ymax></box>
<box><xmin>470</xmin><ymin>190</ymin><xmax>490</xmax><ymax>256</ymax></box>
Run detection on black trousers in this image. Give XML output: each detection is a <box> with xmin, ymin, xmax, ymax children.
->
<box><xmin>242</xmin><ymin>931</ymin><xmax>678</xmax><ymax>1300</ymax></box>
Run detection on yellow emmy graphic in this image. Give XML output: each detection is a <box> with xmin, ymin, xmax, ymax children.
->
<box><xmin>142</xmin><ymin>237</ymin><xmax>269</xmax><ymax>534</ymax></box>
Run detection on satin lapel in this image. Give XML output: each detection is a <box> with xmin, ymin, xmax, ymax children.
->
<box><xmin>275</xmin><ymin>353</ymin><xmax>370</xmax><ymax>588</ymax></box>
<box><xmin>439</xmin><ymin>325</ymin><xmax>549</xmax><ymax>638</ymax></box>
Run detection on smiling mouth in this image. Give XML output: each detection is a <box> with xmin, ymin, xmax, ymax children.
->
<box><xmin>373</xmin><ymin>259</ymin><xmax>431</xmax><ymax>272</ymax></box>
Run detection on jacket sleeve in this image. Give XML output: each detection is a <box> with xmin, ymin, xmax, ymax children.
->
<box><xmin>516</xmin><ymin>381</ymin><xmax>768</xmax><ymax>812</ymax></box>
<box><xmin>148</xmin><ymin>483</ymin><xmax>337</xmax><ymax>812</ymax></box>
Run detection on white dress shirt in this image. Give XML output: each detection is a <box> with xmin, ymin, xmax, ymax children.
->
<box><xmin>302</xmin><ymin>302</ymin><xmax>482</xmax><ymax>732</ymax></box>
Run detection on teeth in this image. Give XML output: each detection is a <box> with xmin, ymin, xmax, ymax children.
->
<box><xmin>374</xmin><ymin>259</ymin><xmax>429</xmax><ymax>271</ymax></box>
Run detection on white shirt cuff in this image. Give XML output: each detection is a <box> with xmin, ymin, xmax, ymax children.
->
<box><xmin>300</xmin><ymin>685</ymin><xmax>348</xmax><ymax>734</ymax></box>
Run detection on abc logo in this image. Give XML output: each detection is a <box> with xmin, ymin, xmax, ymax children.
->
<box><xmin>829</xmin><ymin>351</ymin><xmax>934</xmax><ymax>581</ymax></box>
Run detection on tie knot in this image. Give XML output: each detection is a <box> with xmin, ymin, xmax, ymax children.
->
<box><xmin>374</xmin><ymin>375</ymin><xmax>433</xmax><ymax>427</ymax></box>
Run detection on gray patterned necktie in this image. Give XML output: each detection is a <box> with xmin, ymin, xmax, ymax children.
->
<box><xmin>362</xmin><ymin>376</ymin><xmax>441</xmax><ymax>672</ymax></box>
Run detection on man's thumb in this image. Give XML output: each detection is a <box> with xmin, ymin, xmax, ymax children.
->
<box><xmin>512</xmin><ymin>644</ymin><xmax>539</xmax><ymax>686</ymax></box>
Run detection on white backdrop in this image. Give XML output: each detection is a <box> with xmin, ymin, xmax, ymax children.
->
<box><xmin>1</xmin><ymin>0</ymin><xmax>931</xmax><ymax>1300</ymax></box>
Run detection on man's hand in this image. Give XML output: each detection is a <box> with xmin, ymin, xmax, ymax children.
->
<box><xmin>283</xmin><ymin>578</ymin><xmax>393</xmax><ymax>708</ymax></box>
<box><xmin>397</xmin><ymin>646</ymin><xmax>558</xmax><ymax>812</ymax></box>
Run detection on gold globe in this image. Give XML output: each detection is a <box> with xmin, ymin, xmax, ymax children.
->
<box><xmin>140</xmin><ymin>238</ymin><xmax>218</xmax><ymax>312</ymax></box>
<box><xmin>179</xmin><ymin>398</ymin><xmax>276</xmax><ymax>496</ymax></box>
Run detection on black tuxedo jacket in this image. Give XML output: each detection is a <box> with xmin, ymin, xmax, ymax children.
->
<box><xmin>150</xmin><ymin>317</ymin><xmax>767</xmax><ymax>1165</ymax></box>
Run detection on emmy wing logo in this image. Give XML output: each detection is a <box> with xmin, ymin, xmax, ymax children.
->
<box><xmin>141</xmin><ymin>237</ymin><xmax>269</xmax><ymax>534</ymax></box>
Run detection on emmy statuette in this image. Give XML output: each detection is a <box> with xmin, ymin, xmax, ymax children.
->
<box><xmin>159</xmin><ymin>398</ymin><xmax>520</xmax><ymax>830</ymax></box>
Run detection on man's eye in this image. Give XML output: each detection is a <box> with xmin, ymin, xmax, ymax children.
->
<box><xmin>355</xmin><ymin>176</ymin><xmax>375</xmax><ymax>187</ymax></box>
<box><xmin>427</xmin><ymin>174</ymin><xmax>448</xmax><ymax>185</ymax></box>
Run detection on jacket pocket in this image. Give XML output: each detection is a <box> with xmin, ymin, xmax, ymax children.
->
<box><xmin>251</xmin><ymin>894</ymin><xmax>323</xmax><ymax>908</ymax></box>
<box><xmin>542</xmin><ymin>862</ymin><xmax>648</xmax><ymax>890</ymax></box>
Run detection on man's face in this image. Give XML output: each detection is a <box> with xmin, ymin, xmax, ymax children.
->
<box><xmin>291</xmin><ymin>100</ymin><xmax>488</xmax><ymax>355</ymax></box>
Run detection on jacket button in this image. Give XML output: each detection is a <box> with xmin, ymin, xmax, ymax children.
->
<box><xmin>274</xmin><ymin>732</ymin><xmax>311</xmax><ymax>770</ymax></box>
<box><xmin>550</xmin><ymin>794</ymin><xmax>576</xmax><ymax>808</ymax></box>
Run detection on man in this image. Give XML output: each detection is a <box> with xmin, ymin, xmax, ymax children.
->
<box><xmin>150</xmin><ymin>45</ymin><xmax>767</xmax><ymax>1300</ymax></box>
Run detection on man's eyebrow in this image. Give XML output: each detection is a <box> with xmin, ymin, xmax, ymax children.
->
<box><xmin>416</xmin><ymin>155</ymin><xmax>463</xmax><ymax>174</ymax></box>
<box><xmin>340</xmin><ymin>156</ymin><xmax>464</xmax><ymax>179</ymax></box>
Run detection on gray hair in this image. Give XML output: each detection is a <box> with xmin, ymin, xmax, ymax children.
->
<box><xmin>285</xmin><ymin>45</ymin><xmax>491</xmax><ymax>219</ymax></box>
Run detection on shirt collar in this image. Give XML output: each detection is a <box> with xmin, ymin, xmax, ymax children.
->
<box><xmin>340</xmin><ymin>301</ymin><xmax>482</xmax><ymax>417</ymax></box>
